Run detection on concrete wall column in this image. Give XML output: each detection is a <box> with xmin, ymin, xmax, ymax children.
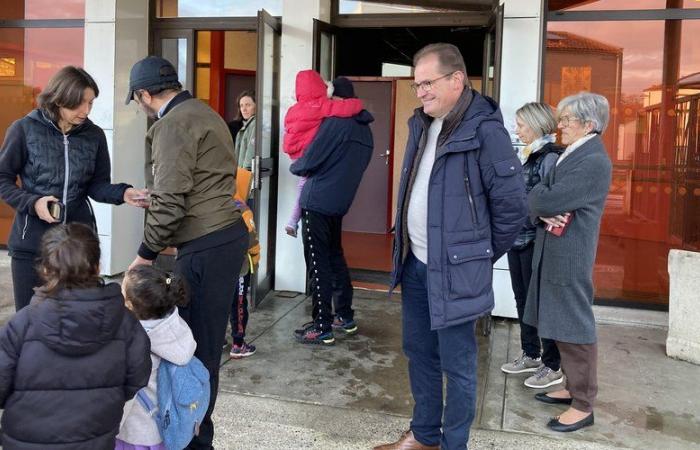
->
<box><xmin>273</xmin><ymin>0</ymin><xmax>331</xmax><ymax>292</ymax></box>
<box><xmin>84</xmin><ymin>0</ymin><xmax>149</xmax><ymax>274</ymax></box>
<box><xmin>490</xmin><ymin>0</ymin><xmax>543</xmax><ymax>318</ymax></box>
<box><xmin>667</xmin><ymin>250</ymin><xmax>700</xmax><ymax>365</ymax></box>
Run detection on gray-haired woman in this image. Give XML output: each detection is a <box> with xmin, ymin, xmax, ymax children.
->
<box><xmin>524</xmin><ymin>92</ymin><xmax>612</xmax><ymax>432</ymax></box>
<box><xmin>501</xmin><ymin>103</ymin><xmax>564</xmax><ymax>390</ymax></box>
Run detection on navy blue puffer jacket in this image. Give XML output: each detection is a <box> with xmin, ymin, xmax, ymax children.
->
<box><xmin>0</xmin><ymin>283</ymin><xmax>151</xmax><ymax>449</ymax></box>
<box><xmin>391</xmin><ymin>91</ymin><xmax>527</xmax><ymax>329</ymax></box>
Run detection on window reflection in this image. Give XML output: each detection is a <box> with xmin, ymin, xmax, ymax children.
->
<box><xmin>156</xmin><ymin>0</ymin><xmax>281</xmax><ymax>18</ymax></box>
<box><xmin>545</xmin><ymin>19</ymin><xmax>700</xmax><ymax>306</ymax></box>
<box><xmin>0</xmin><ymin>0</ymin><xmax>85</xmax><ymax>19</ymax></box>
<box><xmin>549</xmin><ymin>0</ymin><xmax>700</xmax><ymax>11</ymax></box>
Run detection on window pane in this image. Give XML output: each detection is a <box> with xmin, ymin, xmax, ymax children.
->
<box><xmin>0</xmin><ymin>0</ymin><xmax>85</xmax><ymax>19</ymax></box>
<box><xmin>0</xmin><ymin>27</ymin><xmax>84</xmax><ymax>245</ymax></box>
<box><xmin>155</xmin><ymin>0</ymin><xmax>281</xmax><ymax>17</ymax></box>
<box><xmin>340</xmin><ymin>1</ymin><xmax>457</xmax><ymax>13</ymax></box>
<box><xmin>544</xmin><ymin>19</ymin><xmax>700</xmax><ymax>306</ymax></box>
<box><xmin>549</xmin><ymin>0</ymin><xmax>700</xmax><ymax>11</ymax></box>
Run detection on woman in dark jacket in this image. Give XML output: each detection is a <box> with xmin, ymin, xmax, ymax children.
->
<box><xmin>501</xmin><ymin>103</ymin><xmax>564</xmax><ymax>389</ymax></box>
<box><xmin>0</xmin><ymin>66</ymin><xmax>147</xmax><ymax>310</ymax></box>
<box><xmin>0</xmin><ymin>223</ymin><xmax>151</xmax><ymax>450</ymax></box>
<box><xmin>525</xmin><ymin>92</ymin><xmax>612</xmax><ymax>432</ymax></box>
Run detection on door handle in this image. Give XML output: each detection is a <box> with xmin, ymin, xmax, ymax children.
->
<box><xmin>377</xmin><ymin>149</ymin><xmax>390</xmax><ymax>165</ymax></box>
<box><xmin>251</xmin><ymin>155</ymin><xmax>261</xmax><ymax>190</ymax></box>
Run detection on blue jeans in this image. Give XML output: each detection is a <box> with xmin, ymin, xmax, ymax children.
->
<box><xmin>401</xmin><ymin>252</ymin><xmax>478</xmax><ymax>450</ymax></box>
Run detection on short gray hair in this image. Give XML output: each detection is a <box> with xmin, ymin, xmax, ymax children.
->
<box><xmin>557</xmin><ymin>92</ymin><xmax>610</xmax><ymax>134</ymax></box>
<box><xmin>516</xmin><ymin>102</ymin><xmax>558</xmax><ymax>137</ymax></box>
<box><xmin>413</xmin><ymin>43</ymin><xmax>468</xmax><ymax>82</ymax></box>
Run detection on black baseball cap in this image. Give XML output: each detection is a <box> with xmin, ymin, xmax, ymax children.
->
<box><xmin>125</xmin><ymin>56</ymin><xmax>180</xmax><ymax>104</ymax></box>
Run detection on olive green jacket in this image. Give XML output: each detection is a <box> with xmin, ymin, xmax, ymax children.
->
<box><xmin>235</xmin><ymin>116</ymin><xmax>256</xmax><ymax>170</ymax></box>
<box><xmin>140</xmin><ymin>93</ymin><xmax>242</xmax><ymax>257</ymax></box>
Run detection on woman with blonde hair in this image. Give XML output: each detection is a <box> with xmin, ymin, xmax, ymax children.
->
<box><xmin>501</xmin><ymin>102</ymin><xmax>564</xmax><ymax>391</ymax></box>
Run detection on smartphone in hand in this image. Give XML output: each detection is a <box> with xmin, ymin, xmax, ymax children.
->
<box><xmin>48</xmin><ymin>201</ymin><xmax>65</xmax><ymax>222</ymax></box>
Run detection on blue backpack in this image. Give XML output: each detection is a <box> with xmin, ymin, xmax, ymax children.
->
<box><xmin>136</xmin><ymin>356</ymin><xmax>211</xmax><ymax>450</ymax></box>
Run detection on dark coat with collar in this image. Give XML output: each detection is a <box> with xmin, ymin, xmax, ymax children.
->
<box><xmin>0</xmin><ymin>283</ymin><xmax>151</xmax><ymax>449</ymax></box>
<box><xmin>391</xmin><ymin>90</ymin><xmax>527</xmax><ymax>330</ymax></box>
<box><xmin>524</xmin><ymin>135</ymin><xmax>612</xmax><ymax>344</ymax></box>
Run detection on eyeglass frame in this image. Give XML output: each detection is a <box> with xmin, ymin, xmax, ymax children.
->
<box><xmin>557</xmin><ymin>114</ymin><xmax>588</xmax><ymax>128</ymax></box>
<box><xmin>410</xmin><ymin>71</ymin><xmax>457</xmax><ymax>93</ymax></box>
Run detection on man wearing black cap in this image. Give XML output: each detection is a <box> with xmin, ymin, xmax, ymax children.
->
<box><xmin>126</xmin><ymin>56</ymin><xmax>248</xmax><ymax>449</ymax></box>
<box><xmin>290</xmin><ymin>76</ymin><xmax>374</xmax><ymax>345</ymax></box>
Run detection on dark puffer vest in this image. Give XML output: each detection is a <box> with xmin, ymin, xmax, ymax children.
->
<box><xmin>0</xmin><ymin>110</ymin><xmax>130</xmax><ymax>257</ymax></box>
<box><xmin>511</xmin><ymin>142</ymin><xmax>563</xmax><ymax>249</ymax></box>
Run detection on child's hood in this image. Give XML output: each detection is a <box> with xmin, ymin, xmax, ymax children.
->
<box><xmin>295</xmin><ymin>70</ymin><xmax>330</xmax><ymax>102</ymax></box>
<box><xmin>144</xmin><ymin>307</ymin><xmax>196</xmax><ymax>365</ymax></box>
<box><xmin>31</xmin><ymin>282</ymin><xmax>127</xmax><ymax>356</ymax></box>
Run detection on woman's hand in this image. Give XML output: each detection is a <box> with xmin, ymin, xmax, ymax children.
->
<box><xmin>540</xmin><ymin>213</ymin><xmax>571</xmax><ymax>228</ymax></box>
<box><xmin>34</xmin><ymin>196</ymin><xmax>59</xmax><ymax>224</ymax></box>
<box><xmin>123</xmin><ymin>188</ymin><xmax>150</xmax><ymax>208</ymax></box>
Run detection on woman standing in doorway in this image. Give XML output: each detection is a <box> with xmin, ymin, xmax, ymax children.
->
<box><xmin>0</xmin><ymin>66</ymin><xmax>147</xmax><ymax>311</ymax></box>
<box><xmin>501</xmin><ymin>103</ymin><xmax>564</xmax><ymax>390</ymax></box>
<box><xmin>525</xmin><ymin>92</ymin><xmax>612</xmax><ymax>432</ymax></box>
<box><xmin>234</xmin><ymin>90</ymin><xmax>256</xmax><ymax>170</ymax></box>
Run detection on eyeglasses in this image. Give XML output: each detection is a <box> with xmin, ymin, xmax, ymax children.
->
<box><xmin>410</xmin><ymin>72</ymin><xmax>456</xmax><ymax>93</ymax></box>
<box><xmin>558</xmin><ymin>115</ymin><xmax>583</xmax><ymax>127</ymax></box>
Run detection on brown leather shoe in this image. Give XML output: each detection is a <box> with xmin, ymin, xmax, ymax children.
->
<box><xmin>372</xmin><ymin>430</ymin><xmax>439</xmax><ymax>450</ymax></box>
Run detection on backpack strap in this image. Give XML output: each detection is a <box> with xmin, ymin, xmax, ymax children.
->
<box><xmin>136</xmin><ymin>389</ymin><xmax>158</xmax><ymax>418</ymax></box>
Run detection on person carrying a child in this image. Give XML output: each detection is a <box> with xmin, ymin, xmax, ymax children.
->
<box><xmin>117</xmin><ymin>265</ymin><xmax>195</xmax><ymax>450</ymax></box>
<box><xmin>283</xmin><ymin>70</ymin><xmax>365</xmax><ymax>237</ymax></box>
<box><xmin>288</xmin><ymin>76</ymin><xmax>374</xmax><ymax>345</ymax></box>
<box><xmin>0</xmin><ymin>223</ymin><xmax>151</xmax><ymax>450</ymax></box>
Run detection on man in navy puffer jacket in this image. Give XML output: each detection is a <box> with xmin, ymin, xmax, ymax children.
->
<box><xmin>374</xmin><ymin>44</ymin><xmax>527</xmax><ymax>450</ymax></box>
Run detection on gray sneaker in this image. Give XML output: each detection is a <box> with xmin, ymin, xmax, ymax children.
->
<box><xmin>501</xmin><ymin>353</ymin><xmax>542</xmax><ymax>374</ymax></box>
<box><xmin>524</xmin><ymin>365</ymin><xmax>564</xmax><ymax>389</ymax></box>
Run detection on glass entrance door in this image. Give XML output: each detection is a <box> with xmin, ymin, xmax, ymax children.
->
<box><xmin>251</xmin><ymin>9</ymin><xmax>281</xmax><ymax>304</ymax></box>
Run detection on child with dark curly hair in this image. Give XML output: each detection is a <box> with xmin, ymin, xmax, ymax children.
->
<box><xmin>117</xmin><ymin>265</ymin><xmax>196</xmax><ymax>450</ymax></box>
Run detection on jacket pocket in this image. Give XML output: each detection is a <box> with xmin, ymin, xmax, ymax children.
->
<box><xmin>446</xmin><ymin>240</ymin><xmax>493</xmax><ymax>299</ymax></box>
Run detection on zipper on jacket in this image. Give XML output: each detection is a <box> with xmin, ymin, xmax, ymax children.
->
<box><xmin>464</xmin><ymin>174</ymin><xmax>479</xmax><ymax>227</ymax></box>
<box><xmin>21</xmin><ymin>214</ymin><xmax>29</xmax><ymax>239</ymax></box>
<box><xmin>62</xmin><ymin>134</ymin><xmax>70</xmax><ymax>224</ymax></box>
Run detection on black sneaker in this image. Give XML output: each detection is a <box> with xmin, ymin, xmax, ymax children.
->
<box><xmin>294</xmin><ymin>325</ymin><xmax>335</xmax><ymax>346</ymax></box>
<box><xmin>332</xmin><ymin>316</ymin><xmax>358</xmax><ymax>335</ymax></box>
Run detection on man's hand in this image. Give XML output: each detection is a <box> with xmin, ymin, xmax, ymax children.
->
<box><xmin>34</xmin><ymin>196</ymin><xmax>59</xmax><ymax>224</ymax></box>
<box><xmin>128</xmin><ymin>255</ymin><xmax>154</xmax><ymax>271</ymax></box>
<box><xmin>540</xmin><ymin>213</ymin><xmax>571</xmax><ymax>228</ymax></box>
<box><xmin>124</xmin><ymin>188</ymin><xmax>150</xmax><ymax>208</ymax></box>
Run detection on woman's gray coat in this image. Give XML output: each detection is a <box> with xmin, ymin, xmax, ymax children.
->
<box><xmin>523</xmin><ymin>135</ymin><xmax>611</xmax><ymax>344</ymax></box>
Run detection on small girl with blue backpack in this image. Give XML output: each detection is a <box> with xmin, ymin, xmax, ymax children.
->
<box><xmin>117</xmin><ymin>265</ymin><xmax>209</xmax><ymax>450</ymax></box>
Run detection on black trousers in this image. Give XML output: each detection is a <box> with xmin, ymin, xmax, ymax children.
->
<box><xmin>177</xmin><ymin>233</ymin><xmax>247</xmax><ymax>450</ymax></box>
<box><xmin>11</xmin><ymin>256</ymin><xmax>42</xmax><ymax>311</ymax></box>
<box><xmin>301</xmin><ymin>209</ymin><xmax>354</xmax><ymax>332</ymax></box>
<box><xmin>507</xmin><ymin>242</ymin><xmax>560</xmax><ymax>371</ymax></box>
<box><xmin>229</xmin><ymin>273</ymin><xmax>251</xmax><ymax>344</ymax></box>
